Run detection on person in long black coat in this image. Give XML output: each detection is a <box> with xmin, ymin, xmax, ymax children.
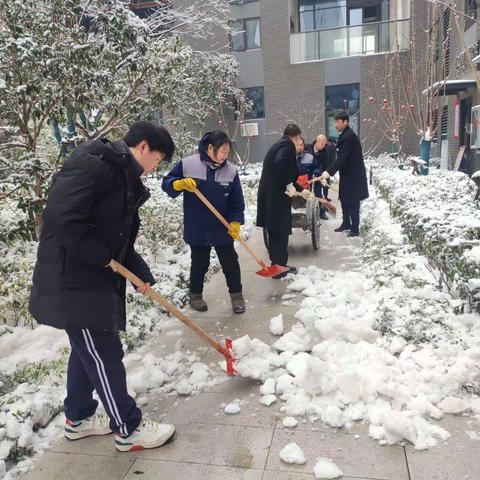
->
<box><xmin>29</xmin><ymin>121</ymin><xmax>178</xmax><ymax>452</ymax></box>
<box><xmin>256</xmin><ymin>124</ymin><xmax>312</xmax><ymax>276</ymax></box>
<box><xmin>320</xmin><ymin>112</ymin><xmax>369</xmax><ymax>237</ymax></box>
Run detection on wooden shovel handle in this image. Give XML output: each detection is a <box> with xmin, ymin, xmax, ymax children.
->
<box><xmin>109</xmin><ymin>260</ymin><xmax>229</xmax><ymax>356</ymax></box>
<box><xmin>193</xmin><ymin>188</ymin><xmax>267</xmax><ymax>268</ymax></box>
<box><xmin>309</xmin><ymin>177</ymin><xmax>339</xmax><ymax>193</ymax></box>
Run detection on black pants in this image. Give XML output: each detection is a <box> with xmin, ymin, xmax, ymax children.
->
<box><xmin>65</xmin><ymin>329</ymin><xmax>142</xmax><ymax>437</ymax></box>
<box><xmin>341</xmin><ymin>201</ymin><xmax>360</xmax><ymax>234</ymax></box>
<box><xmin>190</xmin><ymin>244</ymin><xmax>242</xmax><ymax>294</ymax></box>
<box><xmin>267</xmin><ymin>230</ymin><xmax>290</xmax><ymax>266</ymax></box>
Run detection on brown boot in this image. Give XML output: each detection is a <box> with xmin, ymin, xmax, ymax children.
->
<box><xmin>230</xmin><ymin>292</ymin><xmax>246</xmax><ymax>314</ymax></box>
<box><xmin>190</xmin><ymin>293</ymin><xmax>208</xmax><ymax>312</ymax></box>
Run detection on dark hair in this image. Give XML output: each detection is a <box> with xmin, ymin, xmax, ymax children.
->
<box><xmin>283</xmin><ymin>124</ymin><xmax>301</xmax><ymax>137</ymax></box>
<box><xmin>124</xmin><ymin>121</ymin><xmax>175</xmax><ymax>161</ymax></box>
<box><xmin>206</xmin><ymin>131</ymin><xmax>231</xmax><ymax>152</ymax></box>
<box><xmin>334</xmin><ymin>111</ymin><xmax>349</xmax><ymax>122</ymax></box>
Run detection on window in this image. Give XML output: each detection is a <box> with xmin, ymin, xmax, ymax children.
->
<box><xmin>243</xmin><ymin>87</ymin><xmax>265</xmax><ymax>119</ymax></box>
<box><xmin>229</xmin><ymin>18</ymin><xmax>261</xmax><ymax>51</ymax></box>
<box><xmin>465</xmin><ymin>0</ymin><xmax>478</xmax><ymax>30</ymax></box>
<box><xmin>299</xmin><ymin>0</ymin><xmax>347</xmax><ymax>32</ymax></box>
<box><xmin>325</xmin><ymin>83</ymin><xmax>359</xmax><ymax>138</ymax></box>
<box><xmin>298</xmin><ymin>0</ymin><xmax>391</xmax><ymax>32</ymax></box>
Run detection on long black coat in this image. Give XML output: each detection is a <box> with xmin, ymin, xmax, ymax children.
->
<box><xmin>256</xmin><ymin>136</ymin><xmax>302</xmax><ymax>234</ymax></box>
<box><xmin>29</xmin><ymin>139</ymin><xmax>155</xmax><ymax>332</ymax></box>
<box><xmin>327</xmin><ymin>126</ymin><xmax>369</xmax><ymax>204</ymax></box>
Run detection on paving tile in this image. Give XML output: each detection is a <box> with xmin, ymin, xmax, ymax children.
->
<box><xmin>205</xmin><ymin>375</ymin><xmax>262</xmax><ymax>395</ymax></box>
<box><xmin>263</xmin><ymin>472</ymin><xmax>382</xmax><ymax>480</ymax></box>
<box><xmin>137</xmin><ymin>422</ymin><xmax>273</xmax><ymax>470</ymax></box>
<box><xmin>152</xmin><ymin>391</ymin><xmax>279</xmax><ymax>428</ymax></box>
<box><xmin>263</xmin><ymin>472</ymin><xmax>316</xmax><ymax>480</ymax></box>
<box><xmin>266</xmin><ymin>428</ymin><xmax>409</xmax><ymax>480</ymax></box>
<box><xmin>50</xmin><ymin>433</ymin><xmax>139</xmax><ymax>459</ymax></box>
<box><xmin>146</xmin><ymin>319</ymin><xmax>228</xmax><ymax>357</ymax></box>
<box><xmin>183</xmin><ymin>299</ymin><xmax>234</xmax><ymax>318</ymax></box>
<box><xmin>21</xmin><ymin>451</ymin><xmax>134</xmax><ymax>480</ymax></box>
<box><xmin>124</xmin><ymin>458</ymin><xmax>263</xmax><ymax>479</ymax></box>
<box><xmin>406</xmin><ymin>415</ymin><xmax>480</xmax><ymax>480</ymax></box>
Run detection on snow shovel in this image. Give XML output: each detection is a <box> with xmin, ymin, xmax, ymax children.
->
<box><xmin>192</xmin><ymin>188</ymin><xmax>288</xmax><ymax>278</ymax></box>
<box><xmin>308</xmin><ymin>177</ymin><xmax>339</xmax><ymax>194</ymax></box>
<box><xmin>292</xmin><ymin>191</ymin><xmax>337</xmax><ymax>215</ymax></box>
<box><xmin>109</xmin><ymin>260</ymin><xmax>236</xmax><ymax>375</ymax></box>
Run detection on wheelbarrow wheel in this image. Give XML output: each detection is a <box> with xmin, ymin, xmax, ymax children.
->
<box><xmin>310</xmin><ymin>201</ymin><xmax>321</xmax><ymax>250</ymax></box>
<box><xmin>263</xmin><ymin>228</ymin><xmax>270</xmax><ymax>250</ymax></box>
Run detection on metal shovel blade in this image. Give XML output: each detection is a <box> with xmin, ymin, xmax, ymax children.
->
<box><xmin>256</xmin><ymin>264</ymin><xmax>289</xmax><ymax>278</ymax></box>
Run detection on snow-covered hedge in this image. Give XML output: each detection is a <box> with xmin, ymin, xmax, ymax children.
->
<box><xmin>371</xmin><ymin>158</ymin><xmax>480</xmax><ymax>312</ymax></box>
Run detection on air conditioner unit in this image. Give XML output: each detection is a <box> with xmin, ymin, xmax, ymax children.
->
<box><xmin>240</xmin><ymin>122</ymin><xmax>259</xmax><ymax>137</ymax></box>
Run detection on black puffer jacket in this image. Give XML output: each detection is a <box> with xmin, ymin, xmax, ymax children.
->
<box><xmin>29</xmin><ymin>139</ymin><xmax>155</xmax><ymax>332</ymax></box>
<box><xmin>256</xmin><ymin>136</ymin><xmax>302</xmax><ymax>234</ymax></box>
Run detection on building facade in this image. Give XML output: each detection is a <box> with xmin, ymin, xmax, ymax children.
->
<box><xmin>228</xmin><ymin>0</ymin><xmax>426</xmax><ymax>162</ymax></box>
<box><xmin>131</xmin><ymin>0</ymin><xmax>433</xmax><ymax>163</ymax></box>
<box><xmin>429</xmin><ymin>0</ymin><xmax>479</xmax><ymax>175</ymax></box>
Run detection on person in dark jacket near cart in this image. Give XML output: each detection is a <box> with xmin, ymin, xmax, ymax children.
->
<box><xmin>256</xmin><ymin>124</ymin><xmax>313</xmax><ymax>278</ymax></box>
<box><xmin>319</xmin><ymin>112</ymin><xmax>369</xmax><ymax>237</ymax></box>
<box><xmin>305</xmin><ymin>134</ymin><xmax>330</xmax><ymax>217</ymax></box>
<box><xmin>162</xmin><ymin>131</ymin><xmax>246</xmax><ymax>314</ymax></box>
<box><xmin>29</xmin><ymin>121</ymin><xmax>177</xmax><ymax>452</ymax></box>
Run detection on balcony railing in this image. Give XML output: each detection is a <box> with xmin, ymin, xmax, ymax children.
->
<box><xmin>290</xmin><ymin>18</ymin><xmax>410</xmax><ymax>64</ymax></box>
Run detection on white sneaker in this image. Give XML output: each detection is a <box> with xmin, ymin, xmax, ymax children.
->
<box><xmin>114</xmin><ymin>419</ymin><xmax>175</xmax><ymax>452</ymax></box>
<box><xmin>64</xmin><ymin>414</ymin><xmax>113</xmax><ymax>440</ymax></box>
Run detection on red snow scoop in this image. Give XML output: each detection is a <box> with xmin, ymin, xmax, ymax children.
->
<box><xmin>110</xmin><ymin>260</ymin><xmax>236</xmax><ymax>375</ymax></box>
<box><xmin>193</xmin><ymin>188</ymin><xmax>288</xmax><ymax>278</ymax></box>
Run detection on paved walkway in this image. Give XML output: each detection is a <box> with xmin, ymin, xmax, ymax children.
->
<box><xmin>23</xmin><ymin>219</ymin><xmax>480</xmax><ymax>480</ymax></box>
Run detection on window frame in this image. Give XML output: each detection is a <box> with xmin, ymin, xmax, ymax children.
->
<box><xmin>465</xmin><ymin>0</ymin><xmax>478</xmax><ymax>30</ymax></box>
<box><xmin>299</xmin><ymin>0</ymin><xmax>347</xmax><ymax>32</ymax></box>
<box><xmin>229</xmin><ymin>17</ymin><xmax>262</xmax><ymax>51</ymax></box>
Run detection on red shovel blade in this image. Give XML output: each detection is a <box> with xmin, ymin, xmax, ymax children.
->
<box><xmin>225</xmin><ymin>338</ymin><xmax>235</xmax><ymax>376</ymax></box>
<box><xmin>256</xmin><ymin>264</ymin><xmax>289</xmax><ymax>278</ymax></box>
<box><xmin>216</xmin><ymin>339</ymin><xmax>236</xmax><ymax>376</ymax></box>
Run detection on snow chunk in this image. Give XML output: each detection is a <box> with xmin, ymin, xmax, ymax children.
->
<box><xmin>279</xmin><ymin>443</ymin><xmax>307</xmax><ymax>464</ymax></box>
<box><xmin>313</xmin><ymin>458</ymin><xmax>343</xmax><ymax>479</ymax></box>
<box><xmin>269</xmin><ymin>314</ymin><xmax>284</xmax><ymax>336</ymax></box>
<box><xmin>282</xmin><ymin>417</ymin><xmax>298</xmax><ymax>428</ymax></box>
<box><xmin>260</xmin><ymin>378</ymin><xmax>276</xmax><ymax>395</ymax></box>
<box><xmin>438</xmin><ymin>396</ymin><xmax>469</xmax><ymax>414</ymax></box>
<box><xmin>260</xmin><ymin>394</ymin><xmax>277</xmax><ymax>407</ymax></box>
<box><xmin>224</xmin><ymin>403</ymin><xmax>241</xmax><ymax>415</ymax></box>
<box><xmin>232</xmin><ymin>335</ymin><xmax>277</xmax><ymax>380</ymax></box>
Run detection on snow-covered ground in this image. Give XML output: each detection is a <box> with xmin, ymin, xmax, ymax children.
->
<box><xmin>232</xmin><ymin>185</ymin><xmax>480</xmax><ymax>452</ymax></box>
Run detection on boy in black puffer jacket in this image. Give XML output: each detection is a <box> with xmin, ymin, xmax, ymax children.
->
<box><xmin>29</xmin><ymin>121</ymin><xmax>177</xmax><ymax>452</ymax></box>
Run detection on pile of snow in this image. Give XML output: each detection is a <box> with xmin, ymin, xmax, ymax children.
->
<box><xmin>238</xmin><ymin>192</ymin><xmax>480</xmax><ymax>451</ymax></box>
<box><xmin>231</xmin><ymin>335</ymin><xmax>279</xmax><ymax>380</ymax></box>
